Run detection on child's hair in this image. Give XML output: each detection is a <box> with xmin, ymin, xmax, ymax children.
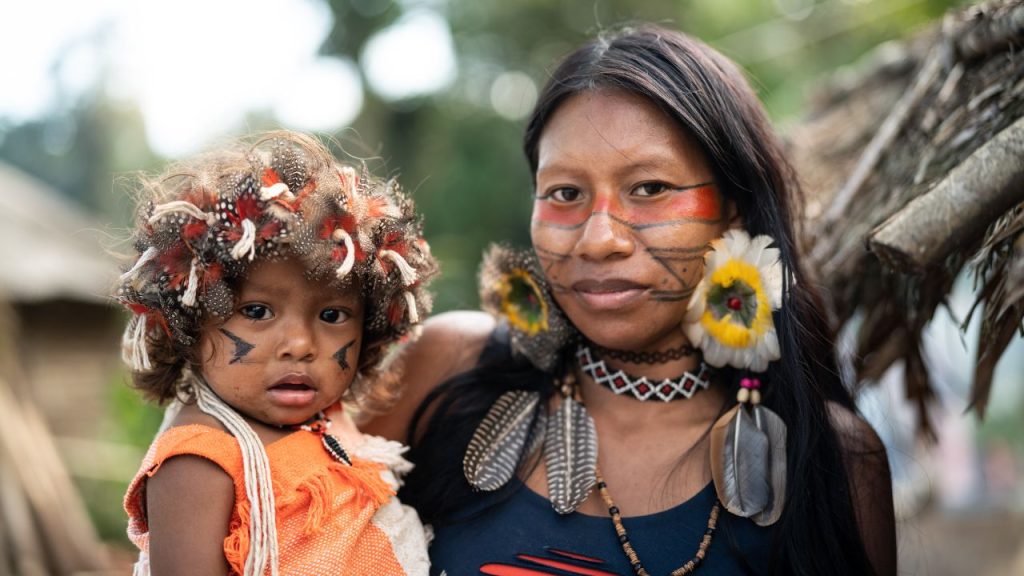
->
<box><xmin>116</xmin><ymin>131</ymin><xmax>438</xmax><ymax>413</ymax></box>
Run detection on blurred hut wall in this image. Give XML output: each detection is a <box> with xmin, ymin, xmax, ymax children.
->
<box><xmin>0</xmin><ymin>161</ymin><xmax>121</xmax><ymax>439</ymax></box>
<box><xmin>0</xmin><ymin>161</ymin><xmax>117</xmax><ymax>573</ymax></box>
<box><xmin>790</xmin><ymin>0</ymin><xmax>1024</xmax><ymax>433</ymax></box>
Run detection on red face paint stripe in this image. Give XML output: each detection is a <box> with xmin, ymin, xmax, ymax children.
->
<box><xmin>533</xmin><ymin>198</ymin><xmax>590</xmax><ymax>228</ymax></box>
<box><xmin>545</xmin><ymin>548</ymin><xmax>606</xmax><ymax>564</ymax></box>
<box><xmin>479</xmin><ymin>564</ymin><xmax>558</xmax><ymax>576</ymax></box>
<box><xmin>664</xmin><ymin>184</ymin><xmax>721</xmax><ymax>220</ymax></box>
<box><xmin>516</xmin><ymin>554</ymin><xmax>620</xmax><ymax>576</ymax></box>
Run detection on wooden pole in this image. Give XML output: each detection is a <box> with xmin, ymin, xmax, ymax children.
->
<box><xmin>869</xmin><ymin>116</ymin><xmax>1024</xmax><ymax>272</ymax></box>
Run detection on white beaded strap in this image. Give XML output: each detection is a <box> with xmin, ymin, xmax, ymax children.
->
<box><xmin>194</xmin><ymin>380</ymin><xmax>280</xmax><ymax>576</ymax></box>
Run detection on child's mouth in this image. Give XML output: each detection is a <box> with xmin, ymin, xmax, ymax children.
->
<box><xmin>268</xmin><ymin>375</ymin><xmax>317</xmax><ymax>407</ymax></box>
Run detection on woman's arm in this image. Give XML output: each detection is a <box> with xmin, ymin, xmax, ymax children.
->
<box><xmin>829</xmin><ymin>402</ymin><xmax>898</xmax><ymax>576</ymax></box>
<box><xmin>361</xmin><ymin>310</ymin><xmax>496</xmax><ymax>443</ymax></box>
<box><xmin>146</xmin><ymin>455</ymin><xmax>234</xmax><ymax>575</ymax></box>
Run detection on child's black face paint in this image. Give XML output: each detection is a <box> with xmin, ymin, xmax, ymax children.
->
<box><xmin>332</xmin><ymin>339</ymin><xmax>356</xmax><ymax>371</ymax></box>
<box><xmin>220</xmin><ymin>328</ymin><xmax>255</xmax><ymax>364</ymax></box>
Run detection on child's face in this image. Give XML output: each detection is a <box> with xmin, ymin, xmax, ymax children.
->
<box><xmin>198</xmin><ymin>257</ymin><xmax>364</xmax><ymax>427</ymax></box>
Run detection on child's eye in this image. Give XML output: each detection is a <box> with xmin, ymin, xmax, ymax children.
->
<box><xmin>631</xmin><ymin>182</ymin><xmax>671</xmax><ymax>197</ymax></box>
<box><xmin>320</xmin><ymin>308</ymin><xmax>350</xmax><ymax>324</ymax></box>
<box><xmin>239</xmin><ymin>304</ymin><xmax>273</xmax><ymax>320</ymax></box>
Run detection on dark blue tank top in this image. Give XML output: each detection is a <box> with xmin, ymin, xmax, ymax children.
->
<box><xmin>426</xmin><ymin>324</ymin><xmax>773</xmax><ymax>574</ymax></box>
<box><xmin>429</xmin><ymin>478</ymin><xmax>773</xmax><ymax>575</ymax></box>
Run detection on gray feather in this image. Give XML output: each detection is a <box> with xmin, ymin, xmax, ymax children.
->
<box><xmin>544</xmin><ymin>396</ymin><xmax>598</xmax><ymax>514</ymax></box>
<box><xmin>463</xmin><ymin>390</ymin><xmax>540</xmax><ymax>491</ymax></box>
<box><xmin>752</xmin><ymin>406</ymin><xmax>787</xmax><ymax>526</ymax></box>
<box><xmin>710</xmin><ymin>404</ymin><xmax>788</xmax><ymax>526</ymax></box>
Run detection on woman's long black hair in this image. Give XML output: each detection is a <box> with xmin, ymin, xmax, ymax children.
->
<box><xmin>402</xmin><ymin>24</ymin><xmax>877</xmax><ymax>576</ymax></box>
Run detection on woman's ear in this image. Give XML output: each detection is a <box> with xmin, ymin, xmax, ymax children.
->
<box><xmin>725</xmin><ymin>199</ymin><xmax>744</xmax><ymax>230</ymax></box>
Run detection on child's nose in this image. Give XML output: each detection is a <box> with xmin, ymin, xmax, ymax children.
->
<box><xmin>277</xmin><ymin>319</ymin><xmax>316</xmax><ymax>361</ymax></box>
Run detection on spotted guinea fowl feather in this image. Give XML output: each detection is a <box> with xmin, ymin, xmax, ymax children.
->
<box><xmin>463</xmin><ymin>390</ymin><xmax>541</xmax><ymax>491</ymax></box>
<box><xmin>544</xmin><ymin>395</ymin><xmax>598</xmax><ymax>514</ymax></box>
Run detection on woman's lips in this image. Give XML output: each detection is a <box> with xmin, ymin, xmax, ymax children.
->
<box><xmin>267</xmin><ymin>374</ymin><xmax>317</xmax><ymax>407</ymax></box>
<box><xmin>571</xmin><ymin>279</ymin><xmax>647</xmax><ymax>311</ymax></box>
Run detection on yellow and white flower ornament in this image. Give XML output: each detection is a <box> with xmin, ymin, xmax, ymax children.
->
<box><xmin>684</xmin><ymin>229</ymin><xmax>783</xmax><ymax>372</ymax></box>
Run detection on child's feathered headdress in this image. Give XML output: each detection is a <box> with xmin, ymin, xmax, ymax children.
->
<box><xmin>116</xmin><ymin>132</ymin><xmax>437</xmax><ymax>377</ymax></box>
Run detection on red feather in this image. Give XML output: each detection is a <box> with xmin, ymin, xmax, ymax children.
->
<box><xmin>291</xmin><ymin>180</ymin><xmax>316</xmax><ymax>209</ymax></box>
<box><xmin>261</xmin><ymin>168</ymin><xmax>282</xmax><ymax>187</ymax></box>
<box><xmin>387</xmin><ymin>299</ymin><xmax>404</xmax><ymax>325</ymax></box>
<box><xmin>183</xmin><ymin>221</ymin><xmax>207</xmax><ymax>240</ymax></box>
<box><xmin>258</xmin><ymin>221</ymin><xmax>283</xmax><ymax>241</ymax></box>
<box><xmin>236</xmin><ymin>192</ymin><xmax>262</xmax><ymax>220</ymax></box>
<box><xmin>204</xmin><ymin>263</ymin><xmax>224</xmax><ymax>284</ymax></box>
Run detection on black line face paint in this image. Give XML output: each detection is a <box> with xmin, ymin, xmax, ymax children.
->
<box><xmin>220</xmin><ymin>328</ymin><xmax>255</xmax><ymax>364</ymax></box>
<box><xmin>333</xmin><ymin>339</ymin><xmax>357</xmax><ymax>371</ymax></box>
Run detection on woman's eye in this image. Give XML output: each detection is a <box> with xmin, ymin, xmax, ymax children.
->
<box><xmin>240</xmin><ymin>304</ymin><xmax>273</xmax><ymax>320</ymax></box>
<box><xmin>320</xmin><ymin>308</ymin><xmax>350</xmax><ymax>324</ymax></box>
<box><xmin>632</xmin><ymin>182</ymin><xmax>671</xmax><ymax>197</ymax></box>
<box><xmin>549</xmin><ymin>187</ymin><xmax>582</xmax><ymax>203</ymax></box>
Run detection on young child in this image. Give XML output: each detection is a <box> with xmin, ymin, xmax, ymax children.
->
<box><xmin>117</xmin><ymin>132</ymin><xmax>436</xmax><ymax>575</ymax></box>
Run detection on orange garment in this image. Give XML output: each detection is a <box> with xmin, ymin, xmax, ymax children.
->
<box><xmin>125</xmin><ymin>424</ymin><xmax>416</xmax><ymax>575</ymax></box>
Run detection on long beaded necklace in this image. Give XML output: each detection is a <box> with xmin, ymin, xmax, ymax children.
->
<box><xmin>596</xmin><ymin>469</ymin><xmax>720</xmax><ymax>575</ymax></box>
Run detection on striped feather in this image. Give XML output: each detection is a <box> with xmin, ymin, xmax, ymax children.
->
<box><xmin>544</xmin><ymin>396</ymin><xmax>598</xmax><ymax>514</ymax></box>
<box><xmin>463</xmin><ymin>390</ymin><xmax>541</xmax><ymax>491</ymax></box>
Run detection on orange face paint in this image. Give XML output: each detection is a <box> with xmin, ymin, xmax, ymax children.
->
<box><xmin>533</xmin><ymin>184</ymin><xmax>722</xmax><ymax>230</ymax></box>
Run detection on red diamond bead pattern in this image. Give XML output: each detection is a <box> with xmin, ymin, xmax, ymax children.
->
<box><xmin>577</xmin><ymin>345</ymin><xmax>712</xmax><ymax>402</ymax></box>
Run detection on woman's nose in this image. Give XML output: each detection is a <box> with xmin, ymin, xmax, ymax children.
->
<box><xmin>574</xmin><ymin>201</ymin><xmax>635</xmax><ymax>261</ymax></box>
<box><xmin>276</xmin><ymin>319</ymin><xmax>316</xmax><ymax>361</ymax></box>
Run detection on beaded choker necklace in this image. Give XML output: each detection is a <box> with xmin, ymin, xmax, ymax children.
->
<box><xmin>297</xmin><ymin>413</ymin><xmax>353</xmax><ymax>466</ymax></box>
<box><xmin>577</xmin><ymin>345</ymin><xmax>712</xmax><ymax>402</ymax></box>
<box><xmin>588</xmin><ymin>340</ymin><xmax>697</xmax><ymax>364</ymax></box>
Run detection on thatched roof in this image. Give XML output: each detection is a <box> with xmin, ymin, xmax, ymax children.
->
<box><xmin>790</xmin><ymin>0</ymin><xmax>1024</xmax><ymax>433</ymax></box>
<box><xmin>0</xmin><ymin>162</ymin><xmax>115</xmax><ymax>303</ymax></box>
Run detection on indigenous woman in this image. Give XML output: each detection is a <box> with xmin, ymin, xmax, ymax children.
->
<box><xmin>365</xmin><ymin>24</ymin><xmax>896</xmax><ymax>575</ymax></box>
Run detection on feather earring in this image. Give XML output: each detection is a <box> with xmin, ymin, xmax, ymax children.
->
<box><xmin>478</xmin><ymin>244</ymin><xmax>575</xmax><ymax>372</ymax></box>
<box><xmin>544</xmin><ymin>382</ymin><xmax>598</xmax><ymax>515</ymax></box>
<box><xmin>685</xmin><ymin>230</ymin><xmax>789</xmax><ymax>526</ymax></box>
<box><xmin>464</xmin><ymin>390</ymin><xmax>544</xmax><ymax>491</ymax></box>
<box><xmin>709</xmin><ymin>378</ymin><xmax>786</xmax><ymax>525</ymax></box>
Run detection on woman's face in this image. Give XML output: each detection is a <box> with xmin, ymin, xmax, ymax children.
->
<box><xmin>531</xmin><ymin>89</ymin><xmax>737</xmax><ymax>351</ymax></box>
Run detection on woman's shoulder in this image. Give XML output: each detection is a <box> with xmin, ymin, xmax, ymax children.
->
<box><xmin>361</xmin><ymin>311</ymin><xmax>497</xmax><ymax>441</ymax></box>
<box><xmin>826</xmin><ymin>400</ymin><xmax>885</xmax><ymax>454</ymax></box>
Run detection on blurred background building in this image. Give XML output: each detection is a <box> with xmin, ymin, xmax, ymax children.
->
<box><xmin>0</xmin><ymin>0</ymin><xmax>1020</xmax><ymax>573</ymax></box>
